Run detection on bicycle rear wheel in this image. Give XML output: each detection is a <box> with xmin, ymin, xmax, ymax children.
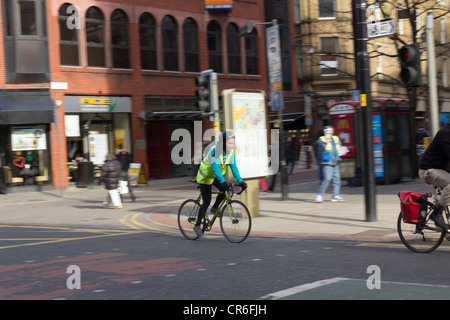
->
<box><xmin>178</xmin><ymin>199</ymin><xmax>200</xmax><ymax>240</ymax></box>
<box><xmin>397</xmin><ymin>211</ymin><xmax>445</xmax><ymax>253</ymax></box>
<box><xmin>220</xmin><ymin>200</ymin><xmax>251</xmax><ymax>243</ymax></box>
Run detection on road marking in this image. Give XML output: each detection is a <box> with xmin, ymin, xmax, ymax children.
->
<box><xmin>0</xmin><ymin>225</ymin><xmax>144</xmax><ymax>250</ymax></box>
<box><xmin>261</xmin><ymin>277</ymin><xmax>349</xmax><ymax>300</ymax></box>
<box><xmin>356</xmin><ymin>242</ymin><xmax>450</xmax><ymax>251</ymax></box>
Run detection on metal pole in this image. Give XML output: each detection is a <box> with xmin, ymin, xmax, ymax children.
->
<box><xmin>352</xmin><ymin>0</ymin><xmax>376</xmax><ymax>221</ymax></box>
<box><xmin>270</xmin><ymin>19</ymin><xmax>288</xmax><ymax>200</ymax></box>
<box><xmin>426</xmin><ymin>14</ymin><xmax>439</xmax><ymax>137</ymax></box>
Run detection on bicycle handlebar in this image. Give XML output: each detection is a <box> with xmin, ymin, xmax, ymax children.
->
<box><xmin>228</xmin><ymin>182</ymin><xmax>246</xmax><ymax>195</ymax></box>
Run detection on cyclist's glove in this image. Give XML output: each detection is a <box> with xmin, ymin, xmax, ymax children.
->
<box><xmin>239</xmin><ymin>181</ymin><xmax>247</xmax><ymax>191</ymax></box>
<box><xmin>221</xmin><ymin>182</ymin><xmax>229</xmax><ymax>191</ymax></box>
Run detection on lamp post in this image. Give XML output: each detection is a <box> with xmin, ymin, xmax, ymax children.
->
<box><xmin>241</xmin><ymin>19</ymin><xmax>288</xmax><ymax>200</ymax></box>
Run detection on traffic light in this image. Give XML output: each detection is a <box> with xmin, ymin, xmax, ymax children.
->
<box><xmin>195</xmin><ymin>69</ymin><xmax>217</xmax><ymax>113</ymax></box>
<box><xmin>399</xmin><ymin>44</ymin><xmax>421</xmax><ymax>87</ymax></box>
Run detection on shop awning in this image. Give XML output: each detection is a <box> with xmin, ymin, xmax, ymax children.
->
<box><xmin>138</xmin><ymin>111</ymin><xmax>206</xmax><ymax>120</ymax></box>
<box><xmin>0</xmin><ymin>90</ymin><xmax>54</xmax><ymax>124</ymax></box>
<box><xmin>269</xmin><ymin>113</ymin><xmax>305</xmax><ymax>123</ymax></box>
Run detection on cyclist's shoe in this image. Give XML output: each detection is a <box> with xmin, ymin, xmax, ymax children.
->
<box><xmin>193</xmin><ymin>226</ymin><xmax>203</xmax><ymax>237</ymax></box>
<box><xmin>430</xmin><ymin>209</ymin><xmax>448</xmax><ymax>230</ymax></box>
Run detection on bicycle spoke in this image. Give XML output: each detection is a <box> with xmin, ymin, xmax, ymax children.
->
<box><xmin>178</xmin><ymin>199</ymin><xmax>200</xmax><ymax>240</ymax></box>
<box><xmin>220</xmin><ymin>200</ymin><xmax>251</xmax><ymax>243</ymax></box>
<box><xmin>398</xmin><ymin>211</ymin><xmax>446</xmax><ymax>253</ymax></box>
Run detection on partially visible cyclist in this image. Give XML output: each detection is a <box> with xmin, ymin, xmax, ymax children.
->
<box><xmin>418</xmin><ymin>123</ymin><xmax>450</xmax><ymax>230</ymax></box>
<box><xmin>194</xmin><ymin>131</ymin><xmax>247</xmax><ymax>237</ymax></box>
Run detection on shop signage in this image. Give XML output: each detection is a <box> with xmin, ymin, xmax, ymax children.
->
<box><xmin>63</xmin><ymin>96</ymin><xmax>132</xmax><ymax>113</ymax></box>
<box><xmin>80</xmin><ymin>98</ymin><xmax>117</xmax><ymax>112</ymax></box>
<box><xmin>204</xmin><ymin>0</ymin><xmax>233</xmax><ymax>9</ymax></box>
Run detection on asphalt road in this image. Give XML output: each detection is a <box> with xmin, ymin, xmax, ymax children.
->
<box><xmin>1</xmin><ymin>224</ymin><xmax>450</xmax><ymax>305</ymax></box>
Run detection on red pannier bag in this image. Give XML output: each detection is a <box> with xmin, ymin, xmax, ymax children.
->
<box><xmin>398</xmin><ymin>191</ymin><xmax>424</xmax><ymax>224</ymax></box>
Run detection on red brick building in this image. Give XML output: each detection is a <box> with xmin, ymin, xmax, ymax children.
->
<box><xmin>0</xmin><ymin>0</ymin><xmax>298</xmax><ymax>190</ymax></box>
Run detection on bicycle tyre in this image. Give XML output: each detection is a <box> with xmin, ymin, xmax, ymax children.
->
<box><xmin>178</xmin><ymin>199</ymin><xmax>200</xmax><ymax>240</ymax></box>
<box><xmin>220</xmin><ymin>200</ymin><xmax>251</xmax><ymax>243</ymax></box>
<box><xmin>397</xmin><ymin>211</ymin><xmax>445</xmax><ymax>253</ymax></box>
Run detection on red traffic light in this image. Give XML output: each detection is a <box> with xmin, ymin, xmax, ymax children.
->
<box><xmin>398</xmin><ymin>44</ymin><xmax>421</xmax><ymax>87</ymax></box>
<box><xmin>399</xmin><ymin>44</ymin><xmax>419</xmax><ymax>64</ymax></box>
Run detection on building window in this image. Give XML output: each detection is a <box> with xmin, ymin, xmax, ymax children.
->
<box><xmin>183</xmin><ymin>18</ymin><xmax>199</xmax><ymax>72</ymax></box>
<box><xmin>19</xmin><ymin>0</ymin><xmax>38</xmax><ymax>35</ymax></box>
<box><xmin>58</xmin><ymin>3</ymin><xmax>79</xmax><ymax>66</ymax></box>
<box><xmin>227</xmin><ymin>23</ymin><xmax>241</xmax><ymax>74</ymax></box>
<box><xmin>111</xmin><ymin>9</ymin><xmax>129</xmax><ymax>69</ymax></box>
<box><xmin>208</xmin><ymin>20</ymin><xmax>222</xmax><ymax>73</ymax></box>
<box><xmin>245</xmin><ymin>29</ymin><xmax>258</xmax><ymax>75</ymax></box>
<box><xmin>162</xmin><ymin>15</ymin><xmax>178</xmax><ymax>71</ymax></box>
<box><xmin>85</xmin><ymin>6</ymin><xmax>105</xmax><ymax>67</ymax></box>
<box><xmin>320</xmin><ymin>37</ymin><xmax>338</xmax><ymax>75</ymax></box>
<box><xmin>319</xmin><ymin>0</ymin><xmax>335</xmax><ymax>19</ymax></box>
<box><xmin>139</xmin><ymin>13</ymin><xmax>157</xmax><ymax>70</ymax></box>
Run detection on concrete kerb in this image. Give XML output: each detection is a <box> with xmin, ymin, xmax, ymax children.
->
<box><xmin>0</xmin><ymin>173</ymin><xmax>434</xmax><ymax>243</ymax></box>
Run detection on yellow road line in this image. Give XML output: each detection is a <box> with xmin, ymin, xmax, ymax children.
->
<box><xmin>0</xmin><ymin>225</ymin><xmax>145</xmax><ymax>250</ymax></box>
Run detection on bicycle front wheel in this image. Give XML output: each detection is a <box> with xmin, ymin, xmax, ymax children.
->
<box><xmin>178</xmin><ymin>199</ymin><xmax>200</xmax><ymax>240</ymax></box>
<box><xmin>220</xmin><ymin>200</ymin><xmax>251</xmax><ymax>243</ymax></box>
<box><xmin>397</xmin><ymin>211</ymin><xmax>445</xmax><ymax>253</ymax></box>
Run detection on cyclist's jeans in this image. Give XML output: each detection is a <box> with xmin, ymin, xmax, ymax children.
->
<box><xmin>419</xmin><ymin>169</ymin><xmax>450</xmax><ymax>207</ymax></box>
<box><xmin>196</xmin><ymin>179</ymin><xmax>225</xmax><ymax>226</ymax></box>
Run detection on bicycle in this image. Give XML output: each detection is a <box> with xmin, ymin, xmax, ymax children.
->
<box><xmin>397</xmin><ymin>187</ymin><xmax>450</xmax><ymax>253</ymax></box>
<box><xmin>177</xmin><ymin>182</ymin><xmax>251</xmax><ymax>243</ymax></box>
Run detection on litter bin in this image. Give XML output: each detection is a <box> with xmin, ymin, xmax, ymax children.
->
<box><xmin>77</xmin><ymin>161</ymin><xmax>94</xmax><ymax>187</ymax></box>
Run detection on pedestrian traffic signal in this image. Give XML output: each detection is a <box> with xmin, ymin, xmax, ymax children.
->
<box><xmin>195</xmin><ymin>69</ymin><xmax>217</xmax><ymax>113</ymax></box>
<box><xmin>399</xmin><ymin>44</ymin><xmax>421</xmax><ymax>87</ymax></box>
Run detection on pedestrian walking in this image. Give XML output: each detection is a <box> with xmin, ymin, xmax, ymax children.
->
<box><xmin>116</xmin><ymin>144</ymin><xmax>135</xmax><ymax>202</ymax></box>
<box><xmin>285</xmin><ymin>137</ymin><xmax>295</xmax><ymax>175</ymax></box>
<box><xmin>315</xmin><ymin>126</ymin><xmax>347</xmax><ymax>203</ymax></box>
<box><xmin>0</xmin><ymin>152</ymin><xmax>7</xmax><ymax>194</ymax></box>
<box><xmin>100</xmin><ymin>152</ymin><xmax>123</xmax><ymax>209</ymax></box>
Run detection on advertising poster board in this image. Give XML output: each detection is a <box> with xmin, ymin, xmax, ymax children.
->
<box><xmin>225</xmin><ymin>90</ymin><xmax>269</xmax><ymax>179</ymax></box>
<box><xmin>12</xmin><ymin>127</ymin><xmax>47</xmax><ymax>151</ymax></box>
<box><xmin>88</xmin><ymin>134</ymin><xmax>108</xmax><ymax>165</ymax></box>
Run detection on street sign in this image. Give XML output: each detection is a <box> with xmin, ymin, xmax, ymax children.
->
<box><xmin>367</xmin><ymin>19</ymin><xmax>396</xmax><ymax>39</ymax></box>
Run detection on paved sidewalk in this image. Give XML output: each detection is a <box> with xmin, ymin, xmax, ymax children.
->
<box><xmin>0</xmin><ymin>169</ymin><xmax>434</xmax><ymax>242</ymax></box>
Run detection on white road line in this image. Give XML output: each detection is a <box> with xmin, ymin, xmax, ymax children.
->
<box><xmin>260</xmin><ymin>277</ymin><xmax>350</xmax><ymax>300</ymax></box>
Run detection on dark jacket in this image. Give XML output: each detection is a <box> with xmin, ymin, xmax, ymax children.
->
<box><xmin>419</xmin><ymin>124</ymin><xmax>450</xmax><ymax>170</ymax></box>
<box><xmin>117</xmin><ymin>151</ymin><xmax>132</xmax><ymax>171</ymax></box>
<box><xmin>101</xmin><ymin>159</ymin><xmax>122</xmax><ymax>190</ymax></box>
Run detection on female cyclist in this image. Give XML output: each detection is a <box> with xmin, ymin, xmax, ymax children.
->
<box><xmin>194</xmin><ymin>131</ymin><xmax>247</xmax><ymax>237</ymax></box>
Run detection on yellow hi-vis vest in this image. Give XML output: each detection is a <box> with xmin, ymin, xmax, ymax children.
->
<box><xmin>319</xmin><ymin>135</ymin><xmax>340</xmax><ymax>164</ymax></box>
<box><xmin>196</xmin><ymin>148</ymin><xmax>234</xmax><ymax>185</ymax></box>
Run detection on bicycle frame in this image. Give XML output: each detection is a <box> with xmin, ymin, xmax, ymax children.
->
<box><xmin>195</xmin><ymin>184</ymin><xmax>238</xmax><ymax>231</ymax></box>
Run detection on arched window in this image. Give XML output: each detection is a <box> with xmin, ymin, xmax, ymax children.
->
<box><xmin>111</xmin><ymin>9</ymin><xmax>129</xmax><ymax>69</ymax></box>
<box><xmin>85</xmin><ymin>6</ymin><xmax>105</xmax><ymax>67</ymax></box>
<box><xmin>245</xmin><ymin>29</ymin><xmax>258</xmax><ymax>75</ymax></box>
<box><xmin>183</xmin><ymin>18</ymin><xmax>198</xmax><ymax>72</ymax></box>
<box><xmin>139</xmin><ymin>12</ymin><xmax>157</xmax><ymax>70</ymax></box>
<box><xmin>207</xmin><ymin>21</ymin><xmax>222</xmax><ymax>73</ymax></box>
<box><xmin>58</xmin><ymin>3</ymin><xmax>79</xmax><ymax>66</ymax></box>
<box><xmin>226</xmin><ymin>23</ymin><xmax>240</xmax><ymax>74</ymax></box>
<box><xmin>162</xmin><ymin>15</ymin><xmax>178</xmax><ymax>71</ymax></box>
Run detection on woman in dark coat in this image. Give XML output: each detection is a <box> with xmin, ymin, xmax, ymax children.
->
<box><xmin>101</xmin><ymin>152</ymin><xmax>123</xmax><ymax>208</ymax></box>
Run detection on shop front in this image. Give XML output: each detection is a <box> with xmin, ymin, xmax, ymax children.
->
<box><xmin>0</xmin><ymin>90</ymin><xmax>54</xmax><ymax>190</ymax></box>
<box><xmin>63</xmin><ymin>96</ymin><xmax>132</xmax><ymax>184</ymax></box>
